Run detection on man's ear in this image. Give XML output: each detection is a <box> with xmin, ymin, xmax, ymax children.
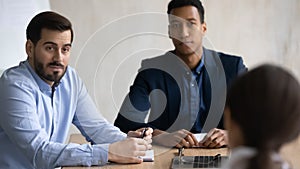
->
<box><xmin>26</xmin><ymin>40</ymin><xmax>34</xmax><ymax>58</ymax></box>
<box><xmin>201</xmin><ymin>22</ymin><xmax>207</xmax><ymax>34</ymax></box>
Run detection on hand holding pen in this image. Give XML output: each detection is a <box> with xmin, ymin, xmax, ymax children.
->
<box><xmin>141</xmin><ymin>128</ymin><xmax>148</xmax><ymax>138</ymax></box>
<box><xmin>127</xmin><ymin>127</ymin><xmax>153</xmax><ymax>143</ymax></box>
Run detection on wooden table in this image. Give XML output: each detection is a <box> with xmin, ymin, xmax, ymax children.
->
<box><xmin>62</xmin><ymin>134</ymin><xmax>228</xmax><ymax>169</ymax></box>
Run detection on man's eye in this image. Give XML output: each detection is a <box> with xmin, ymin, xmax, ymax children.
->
<box><xmin>46</xmin><ymin>46</ymin><xmax>54</xmax><ymax>51</ymax></box>
<box><xmin>62</xmin><ymin>47</ymin><xmax>70</xmax><ymax>53</ymax></box>
<box><xmin>188</xmin><ymin>22</ymin><xmax>196</xmax><ymax>27</ymax></box>
<box><xmin>171</xmin><ymin>23</ymin><xmax>180</xmax><ymax>28</ymax></box>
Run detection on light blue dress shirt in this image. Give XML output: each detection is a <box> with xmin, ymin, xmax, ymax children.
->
<box><xmin>0</xmin><ymin>60</ymin><xmax>127</xmax><ymax>169</ymax></box>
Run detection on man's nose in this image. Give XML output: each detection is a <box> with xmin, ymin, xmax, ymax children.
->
<box><xmin>179</xmin><ymin>24</ymin><xmax>190</xmax><ymax>38</ymax></box>
<box><xmin>53</xmin><ymin>49</ymin><xmax>63</xmax><ymax>62</ymax></box>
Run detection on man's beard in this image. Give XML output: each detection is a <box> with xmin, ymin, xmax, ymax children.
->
<box><xmin>34</xmin><ymin>56</ymin><xmax>66</xmax><ymax>84</ymax></box>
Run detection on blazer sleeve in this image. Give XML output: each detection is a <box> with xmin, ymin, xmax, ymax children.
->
<box><xmin>114</xmin><ymin>70</ymin><xmax>155</xmax><ymax>133</ymax></box>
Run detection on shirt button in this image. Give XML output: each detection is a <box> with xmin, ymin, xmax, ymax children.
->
<box><xmin>186</xmin><ymin>72</ymin><xmax>190</xmax><ymax>75</ymax></box>
<box><xmin>191</xmin><ymin>83</ymin><xmax>195</xmax><ymax>87</ymax></box>
<box><xmin>98</xmin><ymin>160</ymin><xmax>102</xmax><ymax>165</ymax></box>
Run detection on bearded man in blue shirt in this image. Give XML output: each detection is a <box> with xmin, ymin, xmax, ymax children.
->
<box><xmin>0</xmin><ymin>11</ymin><xmax>153</xmax><ymax>169</ymax></box>
<box><xmin>114</xmin><ymin>0</ymin><xmax>247</xmax><ymax>148</ymax></box>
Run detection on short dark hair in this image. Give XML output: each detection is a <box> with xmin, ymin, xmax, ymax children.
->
<box><xmin>167</xmin><ymin>0</ymin><xmax>205</xmax><ymax>23</ymax></box>
<box><xmin>26</xmin><ymin>11</ymin><xmax>73</xmax><ymax>45</ymax></box>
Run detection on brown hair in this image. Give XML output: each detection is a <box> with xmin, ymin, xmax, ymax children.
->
<box><xmin>26</xmin><ymin>11</ymin><xmax>73</xmax><ymax>45</ymax></box>
<box><xmin>226</xmin><ymin>64</ymin><xmax>300</xmax><ymax>169</ymax></box>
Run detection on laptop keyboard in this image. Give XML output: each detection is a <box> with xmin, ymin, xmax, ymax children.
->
<box><xmin>171</xmin><ymin>155</ymin><xmax>228</xmax><ymax>168</ymax></box>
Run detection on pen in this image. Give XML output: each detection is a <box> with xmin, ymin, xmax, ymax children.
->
<box><xmin>142</xmin><ymin>127</ymin><xmax>148</xmax><ymax>138</ymax></box>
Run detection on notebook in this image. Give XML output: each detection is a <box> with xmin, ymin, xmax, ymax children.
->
<box><xmin>141</xmin><ymin>149</ymin><xmax>154</xmax><ymax>162</ymax></box>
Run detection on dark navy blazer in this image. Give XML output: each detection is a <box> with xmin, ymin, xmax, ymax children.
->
<box><xmin>114</xmin><ymin>48</ymin><xmax>247</xmax><ymax>133</ymax></box>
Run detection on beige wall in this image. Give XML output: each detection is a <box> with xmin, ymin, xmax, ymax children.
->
<box><xmin>49</xmin><ymin>0</ymin><xmax>300</xmax><ymax>134</ymax></box>
<box><xmin>204</xmin><ymin>0</ymin><xmax>300</xmax><ymax>69</ymax></box>
<box><xmin>50</xmin><ymin>0</ymin><xmax>173</xmax><ymax>125</ymax></box>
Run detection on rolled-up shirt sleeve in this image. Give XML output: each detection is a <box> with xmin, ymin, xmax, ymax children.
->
<box><xmin>72</xmin><ymin>79</ymin><xmax>127</xmax><ymax>145</ymax></box>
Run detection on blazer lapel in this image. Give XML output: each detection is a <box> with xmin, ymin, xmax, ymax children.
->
<box><xmin>201</xmin><ymin>48</ymin><xmax>227</xmax><ymax>132</ymax></box>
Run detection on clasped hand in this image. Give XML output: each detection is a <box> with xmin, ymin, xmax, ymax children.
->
<box><xmin>152</xmin><ymin>128</ymin><xmax>227</xmax><ymax>148</ymax></box>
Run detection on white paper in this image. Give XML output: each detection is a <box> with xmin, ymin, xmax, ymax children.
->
<box><xmin>141</xmin><ymin>149</ymin><xmax>154</xmax><ymax>162</ymax></box>
<box><xmin>194</xmin><ymin>133</ymin><xmax>207</xmax><ymax>142</ymax></box>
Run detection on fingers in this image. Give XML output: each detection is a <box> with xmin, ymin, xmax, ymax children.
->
<box><xmin>135</xmin><ymin>137</ymin><xmax>152</xmax><ymax>150</ymax></box>
<box><xmin>108</xmin><ymin>137</ymin><xmax>152</xmax><ymax>164</ymax></box>
<box><xmin>127</xmin><ymin>127</ymin><xmax>153</xmax><ymax>139</ymax></box>
<box><xmin>130</xmin><ymin>157</ymin><xmax>143</xmax><ymax>164</ymax></box>
<box><xmin>113</xmin><ymin>156</ymin><xmax>143</xmax><ymax>164</ymax></box>
<box><xmin>152</xmin><ymin>130</ymin><xmax>188</xmax><ymax>148</ymax></box>
<box><xmin>174</xmin><ymin>129</ymin><xmax>198</xmax><ymax>148</ymax></box>
<box><xmin>206</xmin><ymin>135</ymin><xmax>225</xmax><ymax>148</ymax></box>
<box><xmin>187</xmin><ymin>133</ymin><xmax>199</xmax><ymax>146</ymax></box>
<box><xmin>145</xmin><ymin>127</ymin><xmax>153</xmax><ymax>136</ymax></box>
<box><xmin>143</xmin><ymin>128</ymin><xmax>153</xmax><ymax>143</ymax></box>
<box><xmin>129</xmin><ymin>128</ymin><xmax>228</xmax><ymax>149</ymax></box>
<box><xmin>178</xmin><ymin>138</ymin><xmax>190</xmax><ymax>148</ymax></box>
<box><xmin>153</xmin><ymin>129</ymin><xmax>217</xmax><ymax>148</ymax></box>
<box><xmin>127</xmin><ymin>128</ymin><xmax>144</xmax><ymax>138</ymax></box>
<box><xmin>200</xmin><ymin>128</ymin><xmax>215</xmax><ymax>143</ymax></box>
<box><xmin>179</xmin><ymin>135</ymin><xmax>196</xmax><ymax>147</ymax></box>
<box><xmin>200</xmin><ymin>128</ymin><xmax>228</xmax><ymax>148</ymax></box>
<box><xmin>127</xmin><ymin>128</ymin><xmax>153</xmax><ymax>146</ymax></box>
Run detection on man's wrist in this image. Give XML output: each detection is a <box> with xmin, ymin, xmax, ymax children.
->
<box><xmin>92</xmin><ymin>144</ymin><xmax>110</xmax><ymax>165</ymax></box>
<box><xmin>153</xmin><ymin>129</ymin><xmax>165</xmax><ymax>137</ymax></box>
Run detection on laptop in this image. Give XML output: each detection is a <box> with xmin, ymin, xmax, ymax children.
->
<box><xmin>171</xmin><ymin>155</ymin><xmax>228</xmax><ymax>169</ymax></box>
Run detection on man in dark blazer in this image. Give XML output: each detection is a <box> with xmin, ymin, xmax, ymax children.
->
<box><xmin>115</xmin><ymin>0</ymin><xmax>247</xmax><ymax>148</ymax></box>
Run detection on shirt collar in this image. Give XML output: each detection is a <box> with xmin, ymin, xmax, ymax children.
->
<box><xmin>169</xmin><ymin>50</ymin><xmax>205</xmax><ymax>74</ymax></box>
<box><xmin>192</xmin><ymin>54</ymin><xmax>205</xmax><ymax>75</ymax></box>
<box><xmin>24</xmin><ymin>60</ymin><xmax>52</xmax><ymax>92</ymax></box>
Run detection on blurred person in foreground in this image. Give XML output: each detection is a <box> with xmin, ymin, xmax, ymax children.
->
<box><xmin>224</xmin><ymin>64</ymin><xmax>300</xmax><ymax>169</ymax></box>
